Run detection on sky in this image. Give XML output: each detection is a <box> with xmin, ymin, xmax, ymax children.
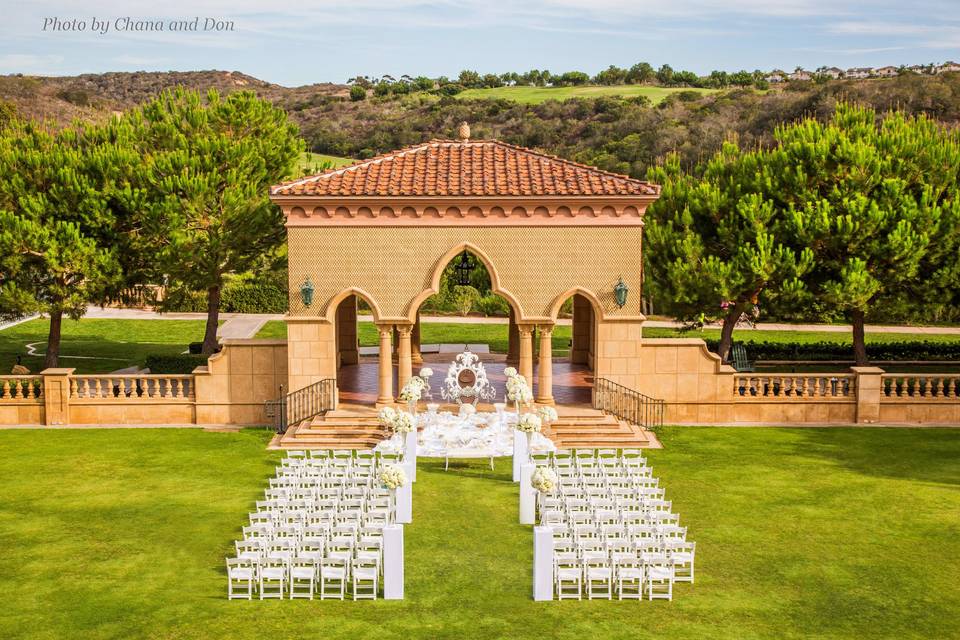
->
<box><xmin>1</xmin><ymin>0</ymin><xmax>958</xmax><ymax>86</ymax></box>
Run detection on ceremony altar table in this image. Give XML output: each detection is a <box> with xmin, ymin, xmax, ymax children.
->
<box><xmin>373</xmin><ymin>408</ymin><xmax>556</xmax><ymax>470</ymax></box>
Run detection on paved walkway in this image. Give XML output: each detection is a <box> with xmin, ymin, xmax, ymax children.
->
<box><xmin>64</xmin><ymin>306</ymin><xmax>960</xmax><ymax>338</ymax></box>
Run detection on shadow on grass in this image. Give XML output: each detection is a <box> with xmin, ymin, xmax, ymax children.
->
<box><xmin>416</xmin><ymin>459</ymin><xmax>514</xmax><ymax>483</ymax></box>
<box><xmin>791</xmin><ymin>427</ymin><xmax>960</xmax><ymax>486</ymax></box>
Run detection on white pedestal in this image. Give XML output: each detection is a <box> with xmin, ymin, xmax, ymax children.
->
<box><xmin>533</xmin><ymin>526</ymin><xmax>554</xmax><ymax>601</ymax></box>
<box><xmin>512</xmin><ymin>430</ymin><xmax>527</xmax><ymax>482</ymax></box>
<box><xmin>383</xmin><ymin>525</ymin><xmax>404</xmax><ymax>600</ymax></box>
<box><xmin>404</xmin><ymin>430</ymin><xmax>418</xmax><ymax>482</ymax></box>
<box><xmin>396</xmin><ymin>476</ymin><xmax>412</xmax><ymax>524</ymax></box>
<box><xmin>520</xmin><ymin>463</ymin><xmax>535</xmax><ymax>524</ymax></box>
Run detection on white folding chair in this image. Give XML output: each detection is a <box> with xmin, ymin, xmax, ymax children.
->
<box><xmin>226</xmin><ymin>558</ymin><xmax>255</xmax><ymax>600</ymax></box>
<box><xmin>555</xmin><ymin>560</ymin><xmax>582</xmax><ymax>600</ymax></box>
<box><xmin>319</xmin><ymin>557</ymin><xmax>349</xmax><ymax>600</ymax></box>
<box><xmin>352</xmin><ymin>557</ymin><xmax>379</xmax><ymax>600</ymax></box>
<box><xmin>258</xmin><ymin>558</ymin><xmax>287</xmax><ymax>600</ymax></box>
<box><xmin>289</xmin><ymin>559</ymin><xmax>316</xmax><ymax>599</ymax></box>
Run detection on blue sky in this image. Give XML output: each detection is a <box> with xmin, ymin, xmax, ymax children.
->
<box><xmin>1</xmin><ymin>1</ymin><xmax>958</xmax><ymax>86</ymax></box>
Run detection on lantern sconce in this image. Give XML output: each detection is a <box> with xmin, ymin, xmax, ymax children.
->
<box><xmin>455</xmin><ymin>250</ymin><xmax>474</xmax><ymax>286</ymax></box>
<box><xmin>614</xmin><ymin>276</ymin><xmax>629</xmax><ymax>309</ymax></box>
<box><xmin>300</xmin><ymin>277</ymin><xmax>315</xmax><ymax>308</ymax></box>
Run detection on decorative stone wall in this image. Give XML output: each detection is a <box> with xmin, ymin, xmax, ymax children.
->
<box><xmin>286</xmin><ymin>226</ymin><xmax>645</xmax><ymax>323</ymax></box>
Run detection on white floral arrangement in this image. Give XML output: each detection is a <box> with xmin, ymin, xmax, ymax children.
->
<box><xmin>392</xmin><ymin>410</ymin><xmax>415</xmax><ymax>434</ymax></box>
<box><xmin>503</xmin><ymin>366</ymin><xmax>518</xmax><ymax>378</ymax></box>
<box><xmin>378</xmin><ymin>406</ymin><xmax>398</xmax><ymax>429</ymax></box>
<box><xmin>537</xmin><ymin>405</ymin><xmax>558</xmax><ymax>424</ymax></box>
<box><xmin>506</xmin><ymin>374</ymin><xmax>533</xmax><ymax>405</ymax></box>
<box><xmin>531</xmin><ymin>466</ymin><xmax>558</xmax><ymax>494</ymax></box>
<box><xmin>516</xmin><ymin>412</ymin><xmax>542</xmax><ymax>433</ymax></box>
<box><xmin>379</xmin><ymin>463</ymin><xmax>407</xmax><ymax>489</ymax></box>
<box><xmin>398</xmin><ymin>376</ymin><xmax>426</xmax><ymax>402</ymax></box>
<box><xmin>419</xmin><ymin>367</ymin><xmax>433</xmax><ymax>378</ymax></box>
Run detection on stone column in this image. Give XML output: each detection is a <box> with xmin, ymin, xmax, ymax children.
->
<box><xmin>377</xmin><ymin>325</ymin><xmax>395</xmax><ymax>406</ymax></box>
<box><xmin>536</xmin><ymin>324</ymin><xmax>555</xmax><ymax>405</ymax></box>
<box><xmin>397</xmin><ymin>325</ymin><xmax>413</xmax><ymax>394</ymax></box>
<box><xmin>507</xmin><ymin>307</ymin><xmax>519</xmax><ymax>365</ymax></box>
<box><xmin>41</xmin><ymin>368</ymin><xmax>74</xmax><ymax>426</ymax></box>
<box><xmin>851</xmin><ymin>366</ymin><xmax>884</xmax><ymax>424</ymax></box>
<box><xmin>518</xmin><ymin>325</ymin><xmax>534</xmax><ymax>384</ymax></box>
<box><xmin>411</xmin><ymin>313</ymin><xmax>423</xmax><ymax>366</ymax></box>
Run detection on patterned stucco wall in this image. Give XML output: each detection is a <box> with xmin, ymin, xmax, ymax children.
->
<box><xmin>287</xmin><ymin>226</ymin><xmax>644</xmax><ymax>322</ymax></box>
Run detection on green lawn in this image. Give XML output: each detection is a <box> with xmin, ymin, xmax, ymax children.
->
<box><xmin>296</xmin><ymin>151</ymin><xmax>355</xmax><ymax>175</ymax></box>
<box><xmin>0</xmin><ymin>427</ymin><xmax>957</xmax><ymax>639</ymax></box>
<box><xmin>0</xmin><ymin>318</ymin><xmax>209</xmax><ymax>374</ymax></box>
<box><xmin>456</xmin><ymin>85</ymin><xmax>717</xmax><ymax>105</ymax></box>
<box><xmin>643</xmin><ymin>326</ymin><xmax>960</xmax><ymax>345</ymax></box>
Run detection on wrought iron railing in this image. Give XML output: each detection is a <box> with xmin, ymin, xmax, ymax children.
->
<box><xmin>593</xmin><ymin>378</ymin><xmax>665</xmax><ymax>430</ymax></box>
<box><xmin>265</xmin><ymin>379</ymin><xmax>337</xmax><ymax>434</ymax></box>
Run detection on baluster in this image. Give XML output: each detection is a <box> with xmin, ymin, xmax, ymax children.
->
<box><xmin>170</xmin><ymin>378</ymin><xmax>180</xmax><ymax>399</ymax></box>
<box><xmin>0</xmin><ymin>379</ymin><xmax>8</xmax><ymax>398</ymax></box>
<box><xmin>933</xmin><ymin>378</ymin><xmax>943</xmax><ymax>398</ymax></box>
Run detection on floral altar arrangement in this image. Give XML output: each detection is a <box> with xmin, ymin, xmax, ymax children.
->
<box><xmin>537</xmin><ymin>405</ymin><xmax>558</xmax><ymax>424</ymax></box>
<box><xmin>505</xmin><ymin>370</ymin><xmax>533</xmax><ymax>408</ymax></box>
<box><xmin>531</xmin><ymin>466</ymin><xmax>558</xmax><ymax>494</ymax></box>
<box><xmin>378</xmin><ymin>407</ymin><xmax>415</xmax><ymax>434</ymax></box>
<box><xmin>516</xmin><ymin>412</ymin><xmax>542</xmax><ymax>433</ymax></box>
<box><xmin>461</xmin><ymin>403</ymin><xmax>476</xmax><ymax>415</ymax></box>
<box><xmin>398</xmin><ymin>376</ymin><xmax>426</xmax><ymax>403</ymax></box>
<box><xmin>379</xmin><ymin>463</ymin><xmax>408</xmax><ymax>489</ymax></box>
<box><xmin>378</xmin><ymin>406</ymin><xmax>398</xmax><ymax>428</ymax></box>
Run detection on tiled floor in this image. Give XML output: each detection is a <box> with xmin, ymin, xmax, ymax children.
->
<box><xmin>337</xmin><ymin>356</ymin><xmax>593</xmax><ymax>406</ymax></box>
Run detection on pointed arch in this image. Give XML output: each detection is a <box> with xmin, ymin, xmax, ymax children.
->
<box><xmin>406</xmin><ymin>242</ymin><xmax>524</xmax><ymax>322</ymax></box>
<box><xmin>547</xmin><ymin>287</ymin><xmax>605</xmax><ymax>322</ymax></box>
<box><xmin>325</xmin><ymin>287</ymin><xmax>384</xmax><ymax>323</ymax></box>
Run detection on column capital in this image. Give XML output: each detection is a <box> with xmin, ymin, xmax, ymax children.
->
<box><xmin>537</xmin><ymin>323</ymin><xmax>554</xmax><ymax>335</ymax></box>
<box><xmin>396</xmin><ymin>325</ymin><xmax>412</xmax><ymax>337</ymax></box>
<box><xmin>518</xmin><ymin>324</ymin><xmax>535</xmax><ymax>337</ymax></box>
<box><xmin>377</xmin><ymin>323</ymin><xmax>394</xmax><ymax>336</ymax></box>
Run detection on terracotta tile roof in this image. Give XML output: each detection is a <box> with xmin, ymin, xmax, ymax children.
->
<box><xmin>271</xmin><ymin>140</ymin><xmax>659</xmax><ymax>197</ymax></box>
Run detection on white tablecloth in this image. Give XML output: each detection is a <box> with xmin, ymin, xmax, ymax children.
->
<box><xmin>373</xmin><ymin>409</ymin><xmax>556</xmax><ymax>458</ymax></box>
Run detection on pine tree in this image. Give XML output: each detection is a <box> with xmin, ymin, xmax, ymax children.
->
<box><xmin>645</xmin><ymin>144</ymin><xmax>812</xmax><ymax>362</ymax></box>
<box><xmin>771</xmin><ymin>103</ymin><xmax>960</xmax><ymax>365</ymax></box>
<box><xmin>117</xmin><ymin>89</ymin><xmax>303</xmax><ymax>354</ymax></box>
<box><xmin>0</xmin><ymin>120</ymin><xmax>123</xmax><ymax>368</ymax></box>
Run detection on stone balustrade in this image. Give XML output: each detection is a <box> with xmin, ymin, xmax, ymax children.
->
<box><xmin>733</xmin><ymin>374</ymin><xmax>855</xmax><ymax>398</ymax></box>
<box><xmin>881</xmin><ymin>375</ymin><xmax>960</xmax><ymax>398</ymax></box>
<box><xmin>0</xmin><ymin>376</ymin><xmax>43</xmax><ymax>400</ymax></box>
<box><xmin>70</xmin><ymin>375</ymin><xmax>193</xmax><ymax>400</ymax></box>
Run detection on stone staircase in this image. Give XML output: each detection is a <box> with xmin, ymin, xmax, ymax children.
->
<box><xmin>276</xmin><ymin>403</ymin><xmax>658</xmax><ymax>450</ymax></box>
<box><xmin>277</xmin><ymin>405</ymin><xmax>389</xmax><ymax>449</ymax></box>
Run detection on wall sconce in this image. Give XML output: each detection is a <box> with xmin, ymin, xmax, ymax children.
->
<box><xmin>300</xmin><ymin>277</ymin><xmax>315</xmax><ymax>307</ymax></box>
<box><xmin>614</xmin><ymin>277</ymin><xmax>629</xmax><ymax>308</ymax></box>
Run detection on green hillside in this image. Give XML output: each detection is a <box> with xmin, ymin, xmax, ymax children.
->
<box><xmin>295</xmin><ymin>151</ymin><xmax>355</xmax><ymax>175</ymax></box>
<box><xmin>456</xmin><ymin>85</ymin><xmax>717</xmax><ymax>104</ymax></box>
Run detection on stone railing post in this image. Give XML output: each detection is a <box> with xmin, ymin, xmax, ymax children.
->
<box><xmin>40</xmin><ymin>368</ymin><xmax>74</xmax><ymax>426</ymax></box>
<box><xmin>851</xmin><ymin>366</ymin><xmax>884</xmax><ymax>424</ymax></box>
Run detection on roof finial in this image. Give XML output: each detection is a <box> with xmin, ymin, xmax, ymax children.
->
<box><xmin>458</xmin><ymin>121</ymin><xmax>471</xmax><ymax>141</ymax></box>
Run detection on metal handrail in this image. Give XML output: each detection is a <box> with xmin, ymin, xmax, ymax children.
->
<box><xmin>593</xmin><ymin>377</ymin><xmax>665</xmax><ymax>430</ymax></box>
<box><xmin>265</xmin><ymin>379</ymin><xmax>337</xmax><ymax>434</ymax></box>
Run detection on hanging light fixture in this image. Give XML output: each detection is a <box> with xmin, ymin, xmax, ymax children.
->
<box><xmin>614</xmin><ymin>276</ymin><xmax>629</xmax><ymax>308</ymax></box>
<box><xmin>300</xmin><ymin>277</ymin><xmax>315</xmax><ymax>307</ymax></box>
<box><xmin>455</xmin><ymin>250</ymin><xmax>474</xmax><ymax>286</ymax></box>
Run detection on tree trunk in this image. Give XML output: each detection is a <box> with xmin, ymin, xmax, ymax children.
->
<box><xmin>717</xmin><ymin>306</ymin><xmax>741</xmax><ymax>363</ymax></box>
<box><xmin>44</xmin><ymin>309</ymin><xmax>63</xmax><ymax>369</ymax></box>
<box><xmin>201</xmin><ymin>284</ymin><xmax>221</xmax><ymax>355</ymax></box>
<box><xmin>851</xmin><ymin>308</ymin><xmax>868</xmax><ymax>366</ymax></box>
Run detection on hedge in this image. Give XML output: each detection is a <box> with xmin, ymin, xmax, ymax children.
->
<box><xmin>711</xmin><ymin>340</ymin><xmax>960</xmax><ymax>362</ymax></box>
<box><xmin>144</xmin><ymin>354</ymin><xmax>210</xmax><ymax>374</ymax></box>
<box><xmin>221</xmin><ymin>283</ymin><xmax>288</xmax><ymax>314</ymax></box>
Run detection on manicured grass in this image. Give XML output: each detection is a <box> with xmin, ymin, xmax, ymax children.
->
<box><xmin>296</xmin><ymin>151</ymin><xmax>354</xmax><ymax>174</ymax></box>
<box><xmin>0</xmin><ymin>318</ymin><xmax>209</xmax><ymax>374</ymax></box>
<box><xmin>643</xmin><ymin>326</ymin><xmax>960</xmax><ymax>345</ymax></box>
<box><xmin>0</xmin><ymin>427</ymin><xmax>957</xmax><ymax>639</ymax></box>
<box><xmin>456</xmin><ymin>85</ymin><xmax>717</xmax><ymax>105</ymax></box>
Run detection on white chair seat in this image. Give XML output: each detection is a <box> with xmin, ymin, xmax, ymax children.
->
<box><xmin>672</xmin><ymin>552</ymin><xmax>693</xmax><ymax>563</ymax></box>
<box><xmin>648</xmin><ymin>567</ymin><xmax>672</xmax><ymax>580</ymax></box>
<box><xmin>260</xmin><ymin>568</ymin><xmax>285</xmax><ymax>580</ymax></box>
<box><xmin>290</xmin><ymin>567</ymin><xmax>315</xmax><ymax>580</ymax></box>
<box><xmin>353</xmin><ymin>568</ymin><xmax>377</xmax><ymax>580</ymax></box>
<box><xmin>229</xmin><ymin>568</ymin><xmax>254</xmax><ymax>580</ymax></box>
<box><xmin>321</xmin><ymin>567</ymin><xmax>347</xmax><ymax>579</ymax></box>
<box><xmin>618</xmin><ymin>567</ymin><xmax>642</xmax><ymax>579</ymax></box>
<box><xmin>556</xmin><ymin>568</ymin><xmax>581</xmax><ymax>580</ymax></box>
<box><xmin>587</xmin><ymin>568</ymin><xmax>612</xmax><ymax>579</ymax></box>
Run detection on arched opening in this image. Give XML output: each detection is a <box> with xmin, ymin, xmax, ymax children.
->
<box><xmin>549</xmin><ymin>291</ymin><xmax>599</xmax><ymax>405</ymax></box>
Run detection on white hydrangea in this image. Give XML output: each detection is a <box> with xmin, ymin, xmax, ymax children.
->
<box><xmin>531</xmin><ymin>466</ymin><xmax>558</xmax><ymax>494</ymax></box>
<box><xmin>537</xmin><ymin>405</ymin><xmax>558</xmax><ymax>424</ymax></box>
<box><xmin>392</xmin><ymin>410</ymin><xmax>415</xmax><ymax>434</ymax></box>
<box><xmin>516</xmin><ymin>412</ymin><xmax>542</xmax><ymax>433</ymax></box>
<box><xmin>419</xmin><ymin>367</ymin><xmax>433</xmax><ymax>378</ymax></box>
<box><xmin>379</xmin><ymin>463</ymin><xmax>408</xmax><ymax>489</ymax></box>
<box><xmin>378</xmin><ymin>406</ymin><xmax>398</xmax><ymax>429</ymax></box>
<box><xmin>506</xmin><ymin>374</ymin><xmax>532</xmax><ymax>404</ymax></box>
<box><xmin>504</xmin><ymin>366</ymin><xmax>518</xmax><ymax>378</ymax></box>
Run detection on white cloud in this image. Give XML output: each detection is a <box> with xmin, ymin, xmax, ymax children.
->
<box><xmin>0</xmin><ymin>53</ymin><xmax>65</xmax><ymax>74</ymax></box>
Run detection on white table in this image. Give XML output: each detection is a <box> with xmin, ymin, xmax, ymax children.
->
<box><xmin>374</xmin><ymin>409</ymin><xmax>555</xmax><ymax>470</ymax></box>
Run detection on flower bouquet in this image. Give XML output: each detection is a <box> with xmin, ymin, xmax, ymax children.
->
<box><xmin>531</xmin><ymin>466</ymin><xmax>558</xmax><ymax>494</ymax></box>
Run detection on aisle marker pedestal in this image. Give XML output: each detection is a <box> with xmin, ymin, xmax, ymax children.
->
<box><xmin>383</xmin><ymin>525</ymin><xmax>404</xmax><ymax>600</ymax></box>
<box><xmin>520</xmin><ymin>462</ymin><xmax>535</xmax><ymax>524</ymax></box>
<box><xmin>533</xmin><ymin>526</ymin><xmax>554</xmax><ymax>601</ymax></box>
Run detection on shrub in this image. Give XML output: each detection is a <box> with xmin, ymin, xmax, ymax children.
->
<box><xmin>144</xmin><ymin>354</ymin><xmax>209</xmax><ymax>374</ymax></box>
<box><xmin>452</xmin><ymin>285</ymin><xmax>480</xmax><ymax>316</ymax></box>
<box><xmin>349</xmin><ymin>85</ymin><xmax>366</xmax><ymax>101</ymax></box>
<box><xmin>475</xmin><ymin>295</ymin><xmax>510</xmax><ymax>317</ymax></box>
<box><xmin>714</xmin><ymin>340</ymin><xmax>960</xmax><ymax>362</ymax></box>
<box><xmin>221</xmin><ymin>282</ymin><xmax>287</xmax><ymax>313</ymax></box>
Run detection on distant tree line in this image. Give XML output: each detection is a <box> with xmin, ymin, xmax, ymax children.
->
<box><xmin>345</xmin><ymin>62</ymin><xmax>769</xmax><ymax>99</ymax></box>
